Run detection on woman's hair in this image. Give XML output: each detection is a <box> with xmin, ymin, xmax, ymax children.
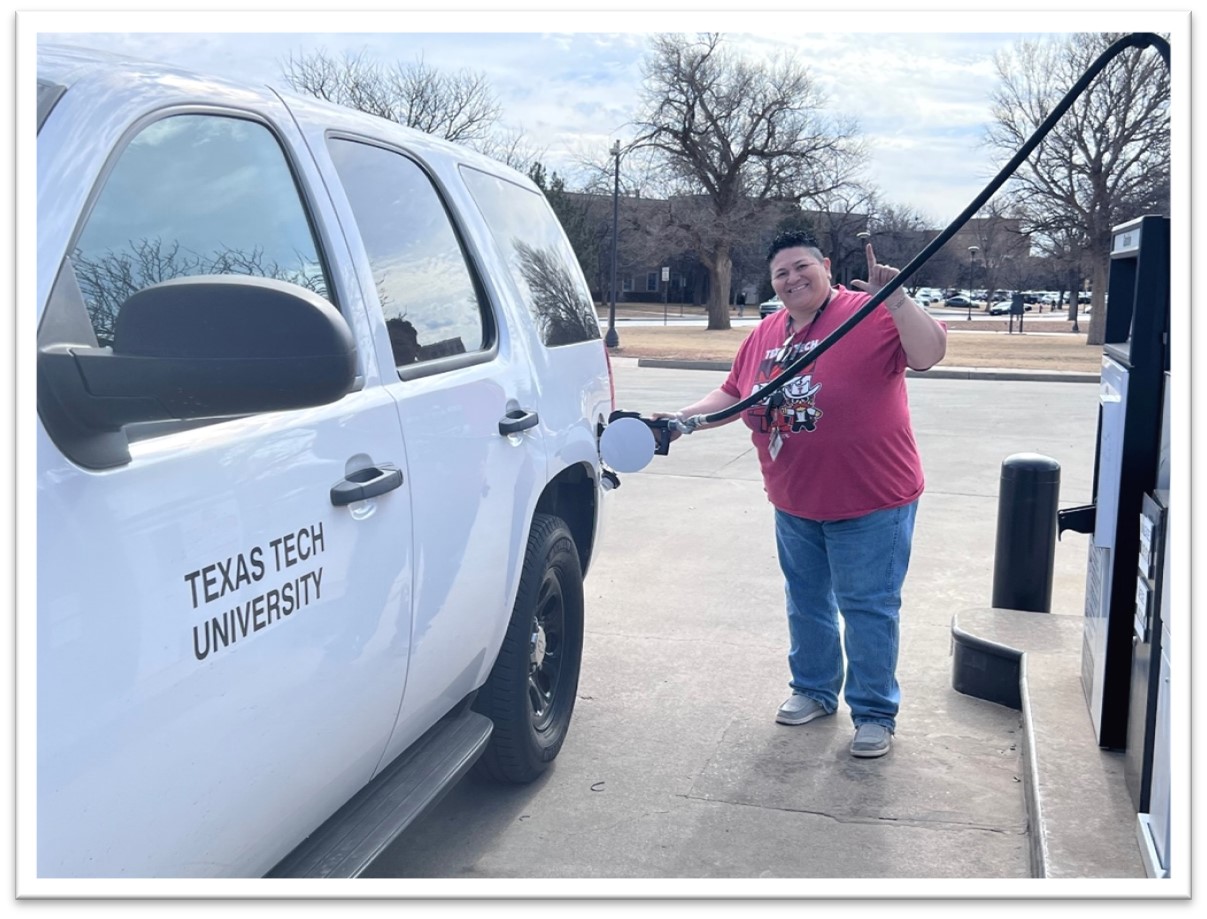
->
<box><xmin>766</xmin><ymin>230</ymin><xmax>825</xmax><ymax>265</ymax></box>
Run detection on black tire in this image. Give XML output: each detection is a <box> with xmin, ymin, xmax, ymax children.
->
<box><xmin>472</xmin><ymin>513</ymin><xmax>584</xmax><ymax>784</ymax></box>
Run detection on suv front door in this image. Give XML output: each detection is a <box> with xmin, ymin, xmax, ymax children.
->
<box><xmin>36</xmin><ymin>100</ymin><xmax>415</xmax><ymax>877</ymax></box>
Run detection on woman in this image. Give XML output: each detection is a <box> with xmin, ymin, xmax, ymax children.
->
<box><xmin>656</xmin><ymin>230</ymin><xmax>946</xmax><ymax>758</ymax></box>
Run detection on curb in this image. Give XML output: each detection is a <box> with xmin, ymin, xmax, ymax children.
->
<box><xmin>636</xmin><ymin>358</ymin><xmax>734</xmax><ymax>372</ymax></box>
<box><xmin>950</xmin><ymin>616</ymin><xmax>1047</xmax><ymax>878</ymax></box>
<box><xmin>634</xmin><ymin>358</ymin><xmax>1099</xmax><ymax>383</ymax></box>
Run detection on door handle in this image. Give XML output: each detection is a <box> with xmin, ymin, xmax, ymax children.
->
<box><xmin>330</xmin><ymin>464</ymin><xmax>404</xmax><ymax>506</ymax></box>
<box><xmin>498</xmin><ymin>409</ymin><xmax>539</xmax><ymax>436</ymax></box>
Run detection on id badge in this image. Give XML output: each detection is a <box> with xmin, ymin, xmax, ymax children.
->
<box><xmin>769</xmin><ymin>428</ymin><xmax>783</xmax><ymax>461</ymax></box>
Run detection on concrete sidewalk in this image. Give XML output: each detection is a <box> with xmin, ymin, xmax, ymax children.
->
<box><xmin>365</xmin><ymin>358</ymin><xmax>1160</xmax><ymax>891</ymax></box>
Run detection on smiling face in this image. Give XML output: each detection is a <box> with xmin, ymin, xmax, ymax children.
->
<box><xmin>770</xmin><ymin>246</ymin><xmax>832</xmax><ymax>319</ymax></box>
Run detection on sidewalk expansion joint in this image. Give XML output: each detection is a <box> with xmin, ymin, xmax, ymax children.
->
<box><xmin>677</xmin><ymin>794</ymin><xmax>1026</xmax><ymax>836</ymax></box>
<box><xmin>583</xmin><ymin>627</ymin><xmax>779</xmax><ymax>650</ymax></box>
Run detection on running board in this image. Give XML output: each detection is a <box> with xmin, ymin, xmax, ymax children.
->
<box><xmin>266</xmin><ymin>709</ymin><xmax>493</xmax><ymax>878</ymax></box>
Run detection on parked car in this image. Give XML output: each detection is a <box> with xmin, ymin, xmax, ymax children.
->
<box><xmin>34</xmin><ymin>45</ymin><xmax>619</xmax><ymax>878</ymax></box>
<box><xmin>945</xmin><ymin>295</ymin><xmax>973</xmax><ymax>308</ymax></box>
<box><xmin>759</xmin><ymin>296</ymin><xmax>784</xmax><ymax>317</ymax></box>
<box><xmin>989</xmin><ymin>301</ymin><xmax>1034</xmax><ymax>315</ymax></box>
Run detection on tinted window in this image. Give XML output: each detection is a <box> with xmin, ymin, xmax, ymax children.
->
<box><xmin>72</xmin><ymin>115</ymin><xmax>329</xmax><ymax>348</ymax></box>
<box><xmin>327</xmin><ymin>139</ymin><xmax>486</xmax><ymax>370</ymax></box>
<box><xmin>460</xmin><ymin>166</ymin><xmax>600</xmax><ymax>347</ymax></box>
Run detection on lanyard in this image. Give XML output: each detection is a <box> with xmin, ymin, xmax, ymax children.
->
<box><xmin>775</xmin><ymin>290</ymin><xmax>832</xmax><ymax>367</ymax></box>
<box><xmin>765</xmin><ymin>291</ymin><xmax>832</xmax><ymax>461</ymax></box>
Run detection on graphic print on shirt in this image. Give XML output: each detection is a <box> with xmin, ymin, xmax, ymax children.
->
<box><xmin>745</xmin><ymin>339</ymin><xmax>823</xmax><ymax>436</ymax></box>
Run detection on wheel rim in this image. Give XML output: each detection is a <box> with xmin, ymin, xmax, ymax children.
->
<box><xmin>528</xmin><ymin>569</ymin><xmax>565</xmax><ymax>733</ymax></box>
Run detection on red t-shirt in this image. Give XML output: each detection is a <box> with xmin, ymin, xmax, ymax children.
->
<box><xmin>720</xmin><ymin>286</ymin><xmax>934</xmax><ymax>521</ymax></box>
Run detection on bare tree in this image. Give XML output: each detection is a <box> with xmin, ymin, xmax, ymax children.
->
<box><xmin>480</xmin><ymin>125</ymin><xmax>546</xmax><ymax>175</ymax></box>
<box><xmin>861</xmin><ymin>201</ymin><xmax>940</xmax><ymax>287</ymax></box>
<box><xmin>631</xmin><ymin>33</ymin><xmax>865</xmax><ymax>330</ymax></box>
<box><xmin>282</xmin><ymin>48</ymin><xmax>502</xmax><ymax>146</ymax></box>
<box><xmin>988</xmin><ymin>32</ymin><xmax>1169</xmax><ymax>345</ymax></box>
<box><xmin>803</xmin><ymin>168</ymin><xmax>878</xmax><ymax>289</ymax></box>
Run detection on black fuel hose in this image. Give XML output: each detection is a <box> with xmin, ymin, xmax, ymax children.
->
<box><xmin>683</xmin><ymin>31</ymin><xmax>1169</xmax><ymax>431</ymax></box>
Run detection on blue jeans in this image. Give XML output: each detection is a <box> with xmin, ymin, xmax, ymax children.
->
<box><xmin>773</xmin><ymin>501</ymin><xmax>918</xmax><ymax>732</ymax></box>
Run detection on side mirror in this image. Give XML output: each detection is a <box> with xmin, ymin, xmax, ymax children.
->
<box><xmin>39</xmin><ymin>275</ymin><xmax>357</xmax><ymax>468</ymax></box>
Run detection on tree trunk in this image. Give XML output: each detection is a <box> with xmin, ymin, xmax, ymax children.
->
<box><xmin>1085</xmin><ymin>255</ymin><xmax>1110</xmax><ymax>346</ymax></box>
<box><xmin>1065</xmin><ymin>271</ymin><xmax>1081</xmax><ymax>331</ymax></box>
<box><xmin>706</xmin><ymin>247</ymin><xmax>733</xmax><ymax>331</ymax></box>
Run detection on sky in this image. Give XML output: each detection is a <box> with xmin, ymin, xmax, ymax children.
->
<box><xmin>29</xmin><ymin>6</ymin><xmax>1187</xmax><ymax>230</ymax></box>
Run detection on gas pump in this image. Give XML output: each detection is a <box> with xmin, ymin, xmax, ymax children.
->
<box><xmin>1058</xmin><ymin>215</ymin><xmax>1170</xmax><ymax>753</ymax></box>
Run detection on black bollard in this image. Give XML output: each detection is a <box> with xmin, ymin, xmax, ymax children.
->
<box><xmin>991</xmin><ymin>453</ymin><xmax>1061</xmax><ymax>612</ymax></box>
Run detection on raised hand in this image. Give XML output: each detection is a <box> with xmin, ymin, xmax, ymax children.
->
<box><xmin>850</xmin><ymin>243</ymin><xmax>907</xmax><ymax>310</ymax></box>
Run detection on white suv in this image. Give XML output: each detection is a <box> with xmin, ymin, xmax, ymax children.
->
<box><xmin>32</xmin><ymin>46</ymin><xmax>617</xmax><ymax>879</ymax></box>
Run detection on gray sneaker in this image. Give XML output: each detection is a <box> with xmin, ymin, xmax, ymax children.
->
<box><xmin>850</xmin><ymin>723</ymin><xmax>893</xmax><ymax>758</ymax></box>
<box><xmin>775</xmin><ymin>694</ymin><xmax>830</xmax><ymax>725</ymax></box>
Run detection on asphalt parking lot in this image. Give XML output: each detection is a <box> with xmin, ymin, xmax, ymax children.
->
<box><xmin>362</xmin><ymin>358</ymin><xmax>1101</xmax><ymax>889</ymax></box>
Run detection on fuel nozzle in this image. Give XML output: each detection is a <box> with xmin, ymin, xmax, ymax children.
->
<box><xmin>600</xmin><ymin>410</ymin><xmax>705</xmax><ymax>472</ymax></box>
<box><xmin>598</xmin><ymin>411</ymin><xmax>668</xmax><ymax>472</ymax></box>
<box><xmin>608</xmin><ymin>410</ymin><xmax>691</xmax><ymax>453</ymax></box>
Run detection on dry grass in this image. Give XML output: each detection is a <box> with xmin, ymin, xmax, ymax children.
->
<box><xmin>602</xmin><ymin>310</ymin><xmax>1102</xmax><ymax>372</ymax></box>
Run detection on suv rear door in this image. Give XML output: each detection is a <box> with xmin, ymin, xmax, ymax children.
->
<box><xmin>308</xmin><ymin>122</ymin><xmax>551</xmax><ymax>764</ymax></box>
<box><xmin>36</xmin><ymin>84</ymin><xmax>415</xmax><ymax>877</ymax></box>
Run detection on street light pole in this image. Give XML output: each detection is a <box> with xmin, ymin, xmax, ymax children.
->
<box><xmin>605</xmin><ymin>139</ymin><xmax>621</xmax><ymax>349</ymax></box>
<box><xmin>967</xmin><ymin>246</ymin><xmax>978</xmax><ymax>321</ymax></box>
<box><xmin>856</xmin><ymin>230</ymin><xmax>870</xmax><ymax>288</ymax></box>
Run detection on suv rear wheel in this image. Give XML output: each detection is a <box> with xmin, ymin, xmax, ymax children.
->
<box><xmin>473</xmin><ymin>513</ymin><xmax>584</xmax><ymax>783</ymax></box>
